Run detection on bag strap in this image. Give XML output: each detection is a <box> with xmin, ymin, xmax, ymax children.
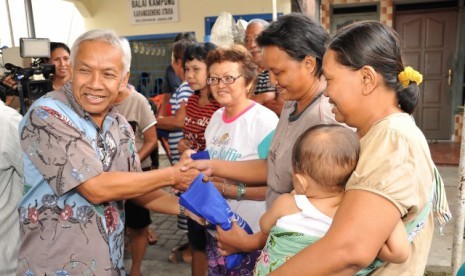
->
<box><xmin>356</xmin><ymin>167</ymin><xmax>438</xmax><ymax>276</ymax></box>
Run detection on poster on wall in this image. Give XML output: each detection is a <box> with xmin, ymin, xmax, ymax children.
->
<box><xmin>129</xmin><ymin>0</ymin><xmax>179</xmax><ymax>24</ymax></box>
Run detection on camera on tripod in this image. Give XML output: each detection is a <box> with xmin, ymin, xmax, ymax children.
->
<box><xmin>0</xmin><ymin>38</ymin><xmax>55</xmax><ymax>114</ymax></box>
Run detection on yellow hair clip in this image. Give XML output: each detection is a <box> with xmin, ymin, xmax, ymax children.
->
<box><xmin>398</xmin><ymin>66</ymin><xmax>423</xmax><ymax>88</ymax></box>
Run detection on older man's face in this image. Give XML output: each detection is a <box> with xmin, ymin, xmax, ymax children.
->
<box><xmin>244</xmin><ymin>23</ymin><xmax>264</xmax><ymax>67</ymax></box>
<box><xmin>72</xmin><ymin>40</ymin><xmax>128</xmax><ymax>126</ymax></box>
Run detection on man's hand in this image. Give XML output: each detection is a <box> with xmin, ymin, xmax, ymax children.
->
<box><xmin>172</xmin><ymin>168</ymin><xmax>198</xmax><ymax>191</ymax></box>
<box><xmin>172</xmin><ymin>149</ymin><xmax>199</xmax><ymax>191</ymax></box>
<box><xmin>2</xmin><ymin>75</ymin><xmax>19</xmax><ymax>90</ymax></box>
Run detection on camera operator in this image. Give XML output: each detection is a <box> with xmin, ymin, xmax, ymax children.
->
<box><xmin>0</xmin><ymin>41</ymin><xmax>70</xmax><ymax>111</ymax></box>
<box><xmin>0</xmin><ymin>73</ymin><xmax>20</xmax><ymax>109</ymax></box>
<box><xmin>41</xmin><ymin>42</ymin><xmax>71</xmax><ymax>90</ymax></box>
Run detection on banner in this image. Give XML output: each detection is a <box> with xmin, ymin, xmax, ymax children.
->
<box><xmin>129</xmin><ymin>0</ymin><xmax>179</xmax><ymax>24</ymax></box>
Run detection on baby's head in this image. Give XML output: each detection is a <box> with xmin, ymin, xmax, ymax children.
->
<box><xmin>292</xmin><ymin>124</ymin><xmax>360</xmax><ymax>194</ymax></box>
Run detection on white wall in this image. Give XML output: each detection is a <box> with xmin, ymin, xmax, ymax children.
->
<box><xmin>32</xmin><ymin>0</ymin><xmax>85</xmax><ymax>46</ymax></box>
<box><xmin>0</xmin><ymin>0</ymin><xmax>85</xmax><ymax>73</ymax></box>
<box><xmin>2</xmin><ymin>0</ymin><xmax>290</xmax><ymax>49</ymax></box>
<box><xmin>83</xmin><ymin>0</ymin><xmax>291</xmax><ymax>41</ymax></box>
<box><xmin>0</xmin><ymin>0</ymin><xmax>290</xmax><ymax>72</ymax></box>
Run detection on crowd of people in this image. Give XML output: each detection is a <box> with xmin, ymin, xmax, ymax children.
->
<box><xmin>0</xmin><ymin>11</ymin><xmax>450</xmax><ymax>276</ymax></box>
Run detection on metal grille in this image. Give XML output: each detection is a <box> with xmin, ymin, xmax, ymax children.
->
<box><xmin>128</xmin><ymin>38</ymin><xmax>173</xmax><ymax>98</ymax></box>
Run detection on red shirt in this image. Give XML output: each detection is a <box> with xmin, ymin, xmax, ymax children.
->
<box><xmin>183</xmin><ymin>93</ymin><xmax>221</xmax><ymax>151</ymax></box>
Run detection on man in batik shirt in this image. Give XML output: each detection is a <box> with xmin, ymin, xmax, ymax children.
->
<box><xmin>16</xmin><ymin>29</ymin><xmax>197</xmax><ymax>275</ymax></box>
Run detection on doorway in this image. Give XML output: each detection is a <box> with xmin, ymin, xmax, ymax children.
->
<box><xmin>395</xmin><ymin>4</ymin><xmax>458</xmax><ymax>140</ymax></box>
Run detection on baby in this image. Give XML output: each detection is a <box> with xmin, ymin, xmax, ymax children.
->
<box><xmin>254</xmin><ymin>124</ymin><xmax>409</xmax><ymax>275</ymax></box>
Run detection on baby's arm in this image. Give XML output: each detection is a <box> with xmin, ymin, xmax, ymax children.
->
<box><xmin>377</xmin><ymin>219</ymin><xmax>409</xmax><ymax>263</ymax></box>
<box><xmin>260</xmin><ymin>193</ymin><xmax>298</xmax><ymax>235</ymax></box>
<box><xmin>216</xmin><ymin>193</ymin><xmax>296</xmax><ymax>255</ymax></box>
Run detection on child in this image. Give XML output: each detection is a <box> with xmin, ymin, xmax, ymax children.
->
<box><xmin>178</xmin><ymin>42</ymin><xmax>220</xmax><ymax>276</ymax></box>
<box><xmin>254</xmin><ymin>124</ymin><xmax>409</xmax><ymax>275</ymax></box>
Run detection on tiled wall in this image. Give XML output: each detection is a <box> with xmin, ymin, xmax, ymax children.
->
<box><xmin>320</xmin><ymin>0</ymin><xmax>393</xmax><ymax>31</ymax></box>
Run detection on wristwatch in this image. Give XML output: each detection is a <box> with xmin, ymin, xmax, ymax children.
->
<box><xmin>179</xmin><ymin>205</ymin><xmax>186</xmax><ymax>216</ymax></box>
<box><xmin>236</xmin><ymin>183</ymin><xmax>246</xmax><ymax>200</ymax></box>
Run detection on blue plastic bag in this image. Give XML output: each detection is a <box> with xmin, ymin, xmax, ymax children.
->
<box><xmin>179</xmin><ymin>173</ymin><xmax>252</xmax><ymax>269</ymax></box>
<box><xmin>190</xmin><ymin>150</ymin><xmax>210</xmax><ymax>160</ymax></box>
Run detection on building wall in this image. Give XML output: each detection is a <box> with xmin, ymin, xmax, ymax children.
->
<box><xmin>320</xmin><ymin>0</ymin><xmax>393</xmax><ymax>31</ymax></box>
<box><xmin>82</xmin><ymin>0</ymin><xmax>291</xmax><ymax>42</ymax></box>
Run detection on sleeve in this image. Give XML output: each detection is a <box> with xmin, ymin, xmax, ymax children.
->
<box><xmin>20</xmin><ymin>106</ymin><xmax>103</xmax><ymax>195</ymax></box>
<box><xmin>254</xmin><ymin>106</ymin><xmax>279</xmax><ymax>159</ymax></box>
<box><xmin>137</xmin><ymin>95</ymin><xmax>157</xmax><ymax>133</ymax></box>
<box><xmin>0</xmin><ymin>108</ymin><xmax>23</xmax><ymax>175</ymax></box>
<box><xmin>177</xmin><ymin>85</ymin><xmax>193</xmax><ymax>103</ymax></box>
<box><xmin>170</xmin><ymin>85</ymin><xmax>192</xmax><ymax>113</ymax></box>
<box><xmin>346</xmin><ymin>127</ymin><xmax>418</xmax><ymax>216</ymax></box>
<box><xmin>258</xmin><ymin>130</ymin><xmax>275</xmax><ymax>159</ymax></box>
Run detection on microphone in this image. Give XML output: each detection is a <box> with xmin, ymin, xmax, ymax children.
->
<box><xmin>4</xmin><ymin>63</ymin><xmax>23</xmax><ymax>72</ymax></box>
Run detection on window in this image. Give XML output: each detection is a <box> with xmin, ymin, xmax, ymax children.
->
<box><xmin>330</xmin><ymin>4</ymin><xmax>379</xmax><ymax>34</ymax></box>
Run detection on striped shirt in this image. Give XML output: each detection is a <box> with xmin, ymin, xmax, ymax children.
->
<box><xmin>168</xmin><ymin>82</ymin><xmax>194</xmax><ymax>163</ymax></box>
<box><xmin>183</xmin><ymin>92</ymin><xmax>222</xmax><ymax>151</ymax></box>
<box><xmin>254</xmin><ymin>70</ymin><xmax>277</xmax><ymax>95</ymax></box>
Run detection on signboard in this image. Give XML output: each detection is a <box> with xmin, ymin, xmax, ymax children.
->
<box><xmin>129</xmin><ymin>0</ymin><xmax>179</xmax><ymax>24</ymax></box>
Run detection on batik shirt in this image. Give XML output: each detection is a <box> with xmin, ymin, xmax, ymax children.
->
<box><xmin>17</xmin><ymin>83</ymin><xmax>140</xmax><ymax>276</ymax></box>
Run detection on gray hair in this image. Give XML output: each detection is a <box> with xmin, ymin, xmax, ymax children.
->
<box><xmin>246</xmin><ymin>19</ymin><xmax>270</xmax><ymax>30</ymax></box>
<box><xmin>70</xmin><ymin>29</ymin><xmax>132</xmax><ymax>75</ymax></box>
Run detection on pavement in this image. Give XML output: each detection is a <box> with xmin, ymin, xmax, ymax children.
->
<box><xmin>124</xmin><ymin>154</ymin><xmax>464</xmax><ymax>275</ymax></box>
<box><xmin>427</xmin><ymin>165</ymin><xmax>463</xmax><ymax>275</ymax></box>
<box><xmin>124</xmin><ymin>152</ymin><xmax>191</xmax><ymax>275</ymax></box>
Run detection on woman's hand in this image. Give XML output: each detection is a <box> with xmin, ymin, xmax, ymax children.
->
<box><xmin>178</xmin><ymin>138</ymin><xmax>193</xmax><ymax>155</ymax></box>
<box><xmin>181</xmin><ymin>159</ymin><xmax>215</xmax><ymax>178</ymax></box>
<box><xmin>216</xmin><ymin>222</ymin><xmax>249</xmax><ymax>256</ymax></box>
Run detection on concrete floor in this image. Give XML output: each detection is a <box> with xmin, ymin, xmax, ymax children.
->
<box><xmin>427</xmin><ymin>165</ymin><xmax>463</xmax><ymax>274</ymax></box>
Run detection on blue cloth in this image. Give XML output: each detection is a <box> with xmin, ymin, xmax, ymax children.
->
<box><xmin>191</xmin><ymin>150</ymin><xmax>210</xmax><ymax>160</ymax></box>
<box><xmin>458</xmin><ymin>262</ymin><xmax>465</xmax><ymax>276</ymax></box>
<box><xmin>180</xmin><ymin>173</ymin><xmax>252</xmax><ymax>269</ymax></box>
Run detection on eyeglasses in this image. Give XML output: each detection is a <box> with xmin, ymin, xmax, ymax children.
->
<box><xmin>206</xmin><ymin>74</ymin><xmax>243</xmax><ymax>86</ymax></box>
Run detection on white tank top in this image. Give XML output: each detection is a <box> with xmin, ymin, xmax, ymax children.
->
<box><xmin>276</xmin><ymin>194</ymin><xmax>333</xmax><ymax>237</ymax></box>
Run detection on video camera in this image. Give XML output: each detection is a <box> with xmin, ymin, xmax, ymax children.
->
<box><xmin>0</xmin><ymin>38</ymin><xmax>55</xmax><ymax>115</ymax></box>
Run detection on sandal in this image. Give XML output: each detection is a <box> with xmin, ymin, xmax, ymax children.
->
<box><xmin>168</xmin><ymin>242</ymin><xmax>192</xmax><ymax>263</ymax></box>
<box><xmin>148</xmin><ymin>228</ymin><xmax>158</xmax><ymax>245</ymax></box>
